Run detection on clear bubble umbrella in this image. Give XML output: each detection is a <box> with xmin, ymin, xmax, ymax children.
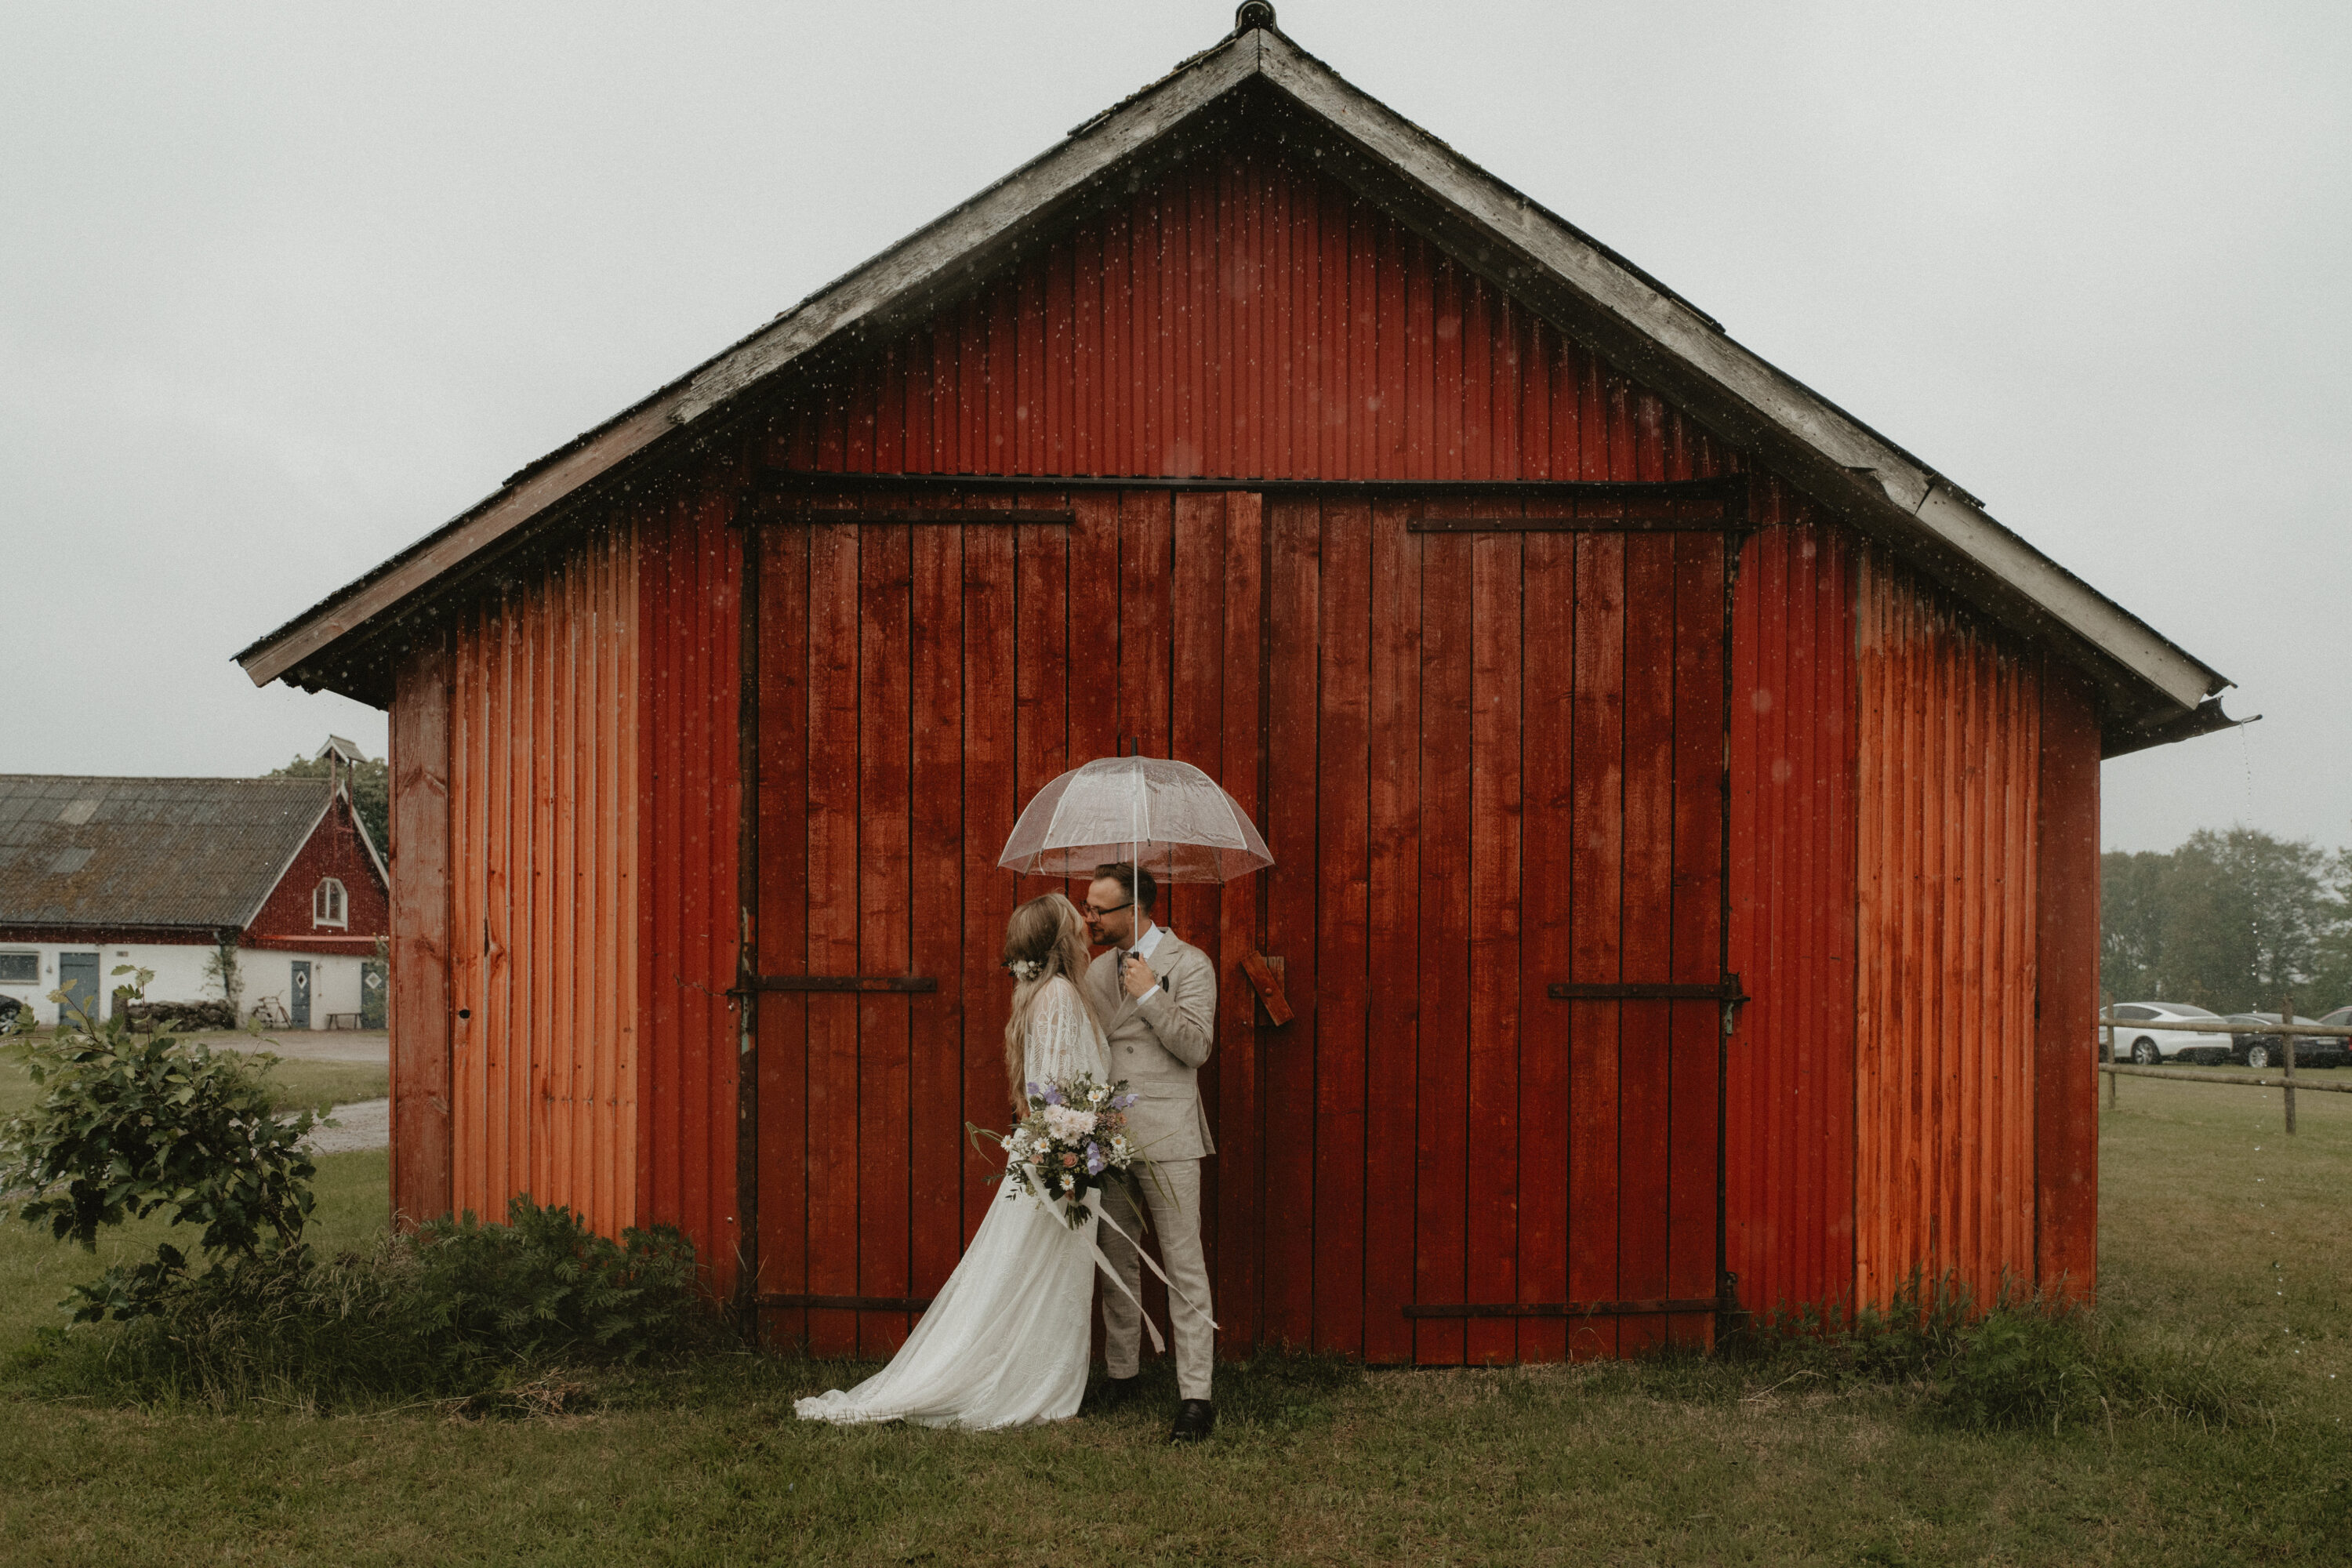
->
<box><xmin>996</xmin><ymin>755</ymin><xmax>1272</xmax><ymax>886</ymax></box>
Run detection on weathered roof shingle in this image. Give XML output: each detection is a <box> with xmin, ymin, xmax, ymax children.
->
<box><xmin>0</xmin><ymin>776</ymin><xmax>330</xmax><ymax>929</ymax></box>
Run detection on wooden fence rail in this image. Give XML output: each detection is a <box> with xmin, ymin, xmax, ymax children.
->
<box><xmin>2098</xmin><ymin>1018</ymin><xmax>2352</xmax><ymax>1039</ymax></box>
<box><xmin>2098</xmin><ymin>1065</ymin><xmax>2352</xmax><ymax>1094</ymax></box>
<box><xmin>2100</xmin><ymin>995</ymin><xmax>2350</xmax><ymax>1135</ymax></box>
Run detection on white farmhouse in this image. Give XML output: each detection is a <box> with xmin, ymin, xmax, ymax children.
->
<box><xmin>0</xmin><ymin>762</ymin><xmax>388</xmax><ymax>1030</ymax></box>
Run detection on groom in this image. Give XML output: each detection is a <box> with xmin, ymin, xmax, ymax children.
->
<box><xmin>1080</xmin><ymin>862</ymin><xmax>1218</xmax><ymax>1443</ymax></box>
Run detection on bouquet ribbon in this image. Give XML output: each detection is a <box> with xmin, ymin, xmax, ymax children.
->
<box><xmin>1084</xmin><ymin>1204</ymin><xmax>1221</xmax><ymax>1356</ymax></box>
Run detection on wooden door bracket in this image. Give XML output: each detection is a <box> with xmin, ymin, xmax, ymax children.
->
<box><xmin>739</xmin><ymin>975</ymin><xmax>939</xmax><ymax>994</ymax></box>
<box><xmin>1241</xmin><ymin>953</ymin><xmax>1293</xmax><ymax>1025</ymax></box>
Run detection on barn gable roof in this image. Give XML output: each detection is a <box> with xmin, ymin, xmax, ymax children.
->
<box><xmin>234</xmin><ymin>11</ymin><xmax>2234</xmax><ymax>754</ymax></box>
<box><xmin>0</xmin><ymin>775</ymin><xmax>377</xmax><ymax>932</ymax></box>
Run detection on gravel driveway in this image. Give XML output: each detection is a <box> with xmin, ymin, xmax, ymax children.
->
<box><xmin>299</xmin><ymin>1097</ymin><xmax>390</xmax><ymax>1154</ymax></box>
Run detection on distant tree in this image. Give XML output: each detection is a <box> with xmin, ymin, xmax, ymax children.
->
<box><xmin>2099</xmin><ymin>850</ymin><xmax>2171</xmax><ymax>1002</ymax></box>
<box><xmin>2100</xmin><ymin>827</ymin><xmax>2339</xmax><ymax>1012</ymax></box>
<box><xmin>2309</xmin><ymin>848</ymin><xmax>2352</xmax><ymax>1012</ymax></box>
<box><xmin>267</xmin><ymin>753</ymin><xmax>390</xmax><ymax>858</ymax></box>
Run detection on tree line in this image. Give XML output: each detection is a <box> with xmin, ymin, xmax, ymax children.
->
<box><xmin>2103</xmin><ymin>828</ymin><xmax>2352</xmax><ymax>1014</ymax></box>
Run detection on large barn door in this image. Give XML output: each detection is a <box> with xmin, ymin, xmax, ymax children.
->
<box><xmin>1258</xmin><ymin>494</ymin><xmax>1737</xmax><ymax>1365</ymax></box>
<box><xmin>742</xmin><ymin>488</ymin><xmax>1265</xmax><ymax>1362</ymax></box>
<box><xmin>743</xmin><ymin>481</ymin><xmax>1731</xmax><ymax>1366</ymax></box>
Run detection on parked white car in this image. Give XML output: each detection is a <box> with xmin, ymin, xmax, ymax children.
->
<box><xmin>2099</xmin><ymin>1002</ymin><xmax>2236</xmax><ymax>1065</ymax></box>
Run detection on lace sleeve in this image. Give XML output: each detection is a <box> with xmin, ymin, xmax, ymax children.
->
<box><xmin>1025</xmin><ymin>978</ymin><xmax>1108</xmax><ymax>1086</ymax></box>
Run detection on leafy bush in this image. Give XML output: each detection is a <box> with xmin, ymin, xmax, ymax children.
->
<box><xmin>11</xmin><ymin>1196</ymin><xmax>710</xmax><ymax>1412</ymax></box>
<box><xmin>405</xmin><ymin>1196</ymin><xmax>705</xmax><ymax>1370</ymax></box>
<box><xmin>0</xmin><ymin>968</ymin><xmax>317</xmax><ymax>1320</ymax></box>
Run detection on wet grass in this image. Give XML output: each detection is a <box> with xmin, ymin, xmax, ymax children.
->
<box><xmin>0</xmin><ymin>1076</ymin><xmax>2343</xmax><ymax>1564</ymax></box>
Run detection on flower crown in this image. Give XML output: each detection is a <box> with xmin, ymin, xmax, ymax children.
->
<box><xmin>1007</xmin><ymin>956</ymin><xmax>1045</xmax><ymax>982</ymax></box>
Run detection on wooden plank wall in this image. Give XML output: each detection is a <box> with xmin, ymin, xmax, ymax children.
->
<box><xmin>750</xmin><ymin>489</ymin><xmax>1263</xmax><ymax>1360</ymax></box>
<box><xmin>636</xmin><ymin>499</ymin><xmax>741</xmax><ymax>1291</ymax></box>
<box><xmin>2033</xmin><ymin>663</ymin><xmax>2101</xmax><ymax>1299</ymax></box>
<box><xmin>388</xmin><ymin>636</ymin><xmax>454</xmax><ymax>1227</ymax></box>
<box><xmin>397</xmin><ymin>121</ymin><xmax>2120</xmax><ymax>1352</ymax></box>
<box><xmin>764</xmin><ymin>140</ymin><xmax>1725</xmax><ymax>485</ymax></box>
<box><xmin>1853</xmin><ymin>547</ymin><xmax>2042</xmax><ymax>1310</ymax></box>
<box><xmin>1725</xmin><ymin>507</ymin><xmax>1859</xmax><ymax>1319</ymax></box>
<box><xmin>1263</xmin><ymin>499</ymin><xmax>1730</xmax><ymax>1367</ymax></box>
<box><xmin>445</xmin><ymin>520</ymin><xmax>641</xmax><ymax>1241</ymax></box>
<box><xmin>742</xmin><ymin>127</ymin><xmax>1755</xmax><ymax>1363</ymax></box>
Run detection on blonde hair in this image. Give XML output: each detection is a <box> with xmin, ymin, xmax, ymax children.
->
<box><xmin>1001</xmin><ymin>891</ymin><xmax>1093</xmax><ymax>1108</ymax></box>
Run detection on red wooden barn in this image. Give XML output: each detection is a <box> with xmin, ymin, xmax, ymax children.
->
<box><xmin>239</xmin><ymin>12</ymin><xmax>2237</xmax><ymax>1363</ymax></box>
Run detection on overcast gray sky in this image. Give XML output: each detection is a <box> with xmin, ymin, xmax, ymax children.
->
<box><xmin>3</xmin><ymin>1</ymin><xmax>2344</xmax><ymax>853</ymax></box>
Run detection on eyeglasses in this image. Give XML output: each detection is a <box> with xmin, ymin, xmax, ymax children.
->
<box><xmin>1082</xmin><ymin>902</ymin><xmax>1132</xmax><ymax>920</ymax></box>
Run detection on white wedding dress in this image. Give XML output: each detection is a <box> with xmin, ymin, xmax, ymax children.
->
<box><xmin>794</xmin><ymin>975</ymin><xmax>1110</xmax><ymax>1428</ymax></box>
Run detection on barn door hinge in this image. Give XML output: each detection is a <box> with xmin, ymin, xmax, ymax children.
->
<box><xmin>1404</xmin><ymin>1294</ymin><xmax>1735</xmax><ymax>1319</ymax></box>
<box><xmin>735</xmin><ymin>975</ymin><xmax>939</xmax><ymax>995</ymax></box>
<box><xmin>1544</xmin><ymin>974</ymin><xmax>1748</xmax><ymax>1035</ymax></box>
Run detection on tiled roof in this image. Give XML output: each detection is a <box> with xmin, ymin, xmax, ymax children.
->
<box><xmin>0</xmin><ymin>776</ymin><xmax>331</xmax><ymax>928</ymax></box>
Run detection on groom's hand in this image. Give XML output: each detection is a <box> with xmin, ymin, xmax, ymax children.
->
<box><xmin>1120</xmin><ymin>954</ymin><xmax>1158</xmax><ymax>1000</ymax></box>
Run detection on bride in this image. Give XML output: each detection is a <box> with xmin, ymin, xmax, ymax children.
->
<box><xmin>794</xmin><ymin>891</ymin><xmax>1111</xmax><ymax>1428</ymax></box>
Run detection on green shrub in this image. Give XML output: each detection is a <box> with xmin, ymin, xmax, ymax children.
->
<box><xmin>405</xmin><ymin>1196</ymin><xmax>706</xmax><ymax>1371</ymax></box>
<box><xmin>0</xmin><ymin>967</ymin><xmax>317</xmax><ymax>1320</ymax></box>
<box><xmin>11</xmin><ymin>1196</ymin><xmax>710</xmax><ymax>1411</ymax></box>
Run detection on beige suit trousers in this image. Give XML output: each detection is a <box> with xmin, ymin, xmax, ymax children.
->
<box><xmin>1098</xmin><ymin>1156</ymin><xmax>1214</xmax><ymax>1400</ymax></box>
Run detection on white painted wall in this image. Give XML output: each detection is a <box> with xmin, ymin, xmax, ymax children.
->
<box><xmin>0</xmin><ymin>941</ymin><xmax>373</xmax><ymax>1029</ymax></box>
<box><xmin>241</xmin><ymin>949</ymin><xmax>372</xmax><ymax>1028</ymax></box>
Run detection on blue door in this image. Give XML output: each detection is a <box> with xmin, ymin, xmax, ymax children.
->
<box><xmin>360</xmin><ymin>959</ymin><xmax>387</xmax><ymax>1029</ymax></box>
<box><xmin>56</xmin><ymin>951</ymin><xmax>100</xmax><ymax>1027</ymax></box>
<box><xmin>290</xmin><ymin>960</ymin><xmax>311</xmax><ymax>1029</ymax></box>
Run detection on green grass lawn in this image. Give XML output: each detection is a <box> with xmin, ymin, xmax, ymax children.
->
<box><xmin>0</xmin><ymin>1076</ymin><xmax>2347</xmax><ymax>1565</ymax></box>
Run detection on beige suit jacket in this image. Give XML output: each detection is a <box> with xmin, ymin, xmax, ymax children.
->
<box><xmin>1082</xmin><ymin>929</ymin><xmax>1218</xmax><ymax>1162</ymax></box>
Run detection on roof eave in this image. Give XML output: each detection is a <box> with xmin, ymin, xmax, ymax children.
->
<box><xmin>236</xmin><ymin>18</ymin><xmax>2232</xmax><ymax>751</ymax></box>
<box><xmin>234</xmin><ymin>28</ymin><xmax>1266</xmax><ymax>695</ymax></box>
<box><xmin>1245</xmin><ymin>27</ymin><xmax>2227</xmax><ymax>729</ymax></box>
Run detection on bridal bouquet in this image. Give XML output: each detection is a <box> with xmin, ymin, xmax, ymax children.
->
<box><xmin>978</xmin><ymin>1075</ymin><xmax>1143</xmax><ymax>1229</ymax></box>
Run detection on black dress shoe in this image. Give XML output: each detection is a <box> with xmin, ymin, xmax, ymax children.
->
<box><xmin>1167</xmin><ymin>1398</ymin><xmax>1215</xmax><ymax>1443</ymax></box>
<box><xmin>1091</xmin><ymin>1374</ymin><xmax>1141</xmax><ymax>1413</ymax></box>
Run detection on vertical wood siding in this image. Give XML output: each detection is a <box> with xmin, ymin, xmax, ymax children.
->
<box><xmin>1726</xmin><ymin>510</ymin><xmax>1859</xmax><ymax>1318</ymax></box>
<box><xmin>445</xmin><ymin>521</ymin><xmax>641</xmax><ymax>1241</ymax></box>
<box><xmin>737</xmin><ymin>131</ymin><xmax>1749</xmax><ymax>1361</ymax></box>
<box><xmin>389</xmin><ymin>637</ymin><xmax>454</xmax><ymax>1227</ymax></box>
<box><xmin>1263</xmin><ymin>502</ymin><xmax>1731</xmax><ymax>1367</ymax></box>
<box><xmin>637</xmin><ymin>500</ymin><xmax>739</xmax><ymax>1290</ymax></box>
<box><xmin>2033</xmin><ymin>665</ymin><xmax>2101</xmax><ymax>1299</ymax></box>
<box><xmin>763</xmin><ymin>142</ymin><xmax>1727</xmax><ymax>485</ymax></box>
<box><xmin>399</xmin><ymin>122</ymin><xmax>2116</xmax><ymax>1354</ymax></box>
<box><xmin>1853</xmin><ymin>548</ymin><xmax>2042</xmax><ymax>1309</ymax></box>
<box><xmin>745</xmin><ymin>486</ymin><xmax>1729</xmax><ymax>1364</ymax></box>
<box><xmin>749</xmin><ymin>488</ymin><xmax>1262</xmax><ymax>1358</ymax></box>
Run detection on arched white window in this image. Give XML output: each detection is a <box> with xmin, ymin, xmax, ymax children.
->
<box><xmin>313</xmin><ymin>877</ymin><xmax>347</xmax><ymax>929</ymax></box>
